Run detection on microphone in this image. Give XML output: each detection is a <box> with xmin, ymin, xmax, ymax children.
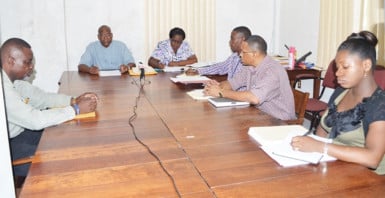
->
<box><xmin>139</xmin><ymin>61</ymin><xmax>145</xmax><ymax>81</ymax></box>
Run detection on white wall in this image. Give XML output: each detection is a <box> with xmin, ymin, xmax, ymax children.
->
<box><xmin>216</xmin><ymin>0</ymin><xmax>277</xmax><ymax>60</ymax></box>
<box><xmin>0</xmin><ymin>0</ymin><xmax>145</xmax><ymax>92</ymax></box>
<box><xmin>1</xmin><ymin>0</ymin><xmax>321</xmax><ymax>93</ymax></box>
<box><xmin>278</xmin><ymin>0</ymin><xmax>324</xmax><ymax>98</ymax></box>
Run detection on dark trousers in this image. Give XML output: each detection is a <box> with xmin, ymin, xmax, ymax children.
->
<box><xmin>10</xmin><ymin>129</ymin><xmax>43</xmax><ymax>177</ymax></box>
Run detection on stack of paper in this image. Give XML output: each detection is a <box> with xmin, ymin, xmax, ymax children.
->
<box><xmin>170</xmin><ymin>73</ymin><xmax>211</xmax><ymax>84</ymax></box>
<box><xmin>272</xmin><ymin>55</ymin><xmax>290</xmax><ymax>68</ymax></box>
<box><xmin>186</xmin><ymin>89</ymin><xmax>213</xmax><ymax>100</ymax></box>
<box><xmin>248</xmin><ymin>125</ymin><xmax>336</xmax><ymax>167</ymax></box>
<box><xmin>99</xmin><ymin>70</ymin><xmax>121</xmax><ymax>77</ymax></box>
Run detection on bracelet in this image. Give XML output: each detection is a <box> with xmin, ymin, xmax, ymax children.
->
<box><xmin>218</xmin><ymin>91</ymin><xmax>223</xmax><ymax>98</ymax></box>
<box><xmin>72</xmin><ymin>104</ymin><xmax>80</xmax><ymax>115</ymax></box>
<box><xmin>323</xmin><ymin>143</ymin><xmax>329</xmax><ymax>155</ymax></box>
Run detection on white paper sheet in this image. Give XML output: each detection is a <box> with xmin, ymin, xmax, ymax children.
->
<box><xmin>99</xmin><ymin>70</ymin><xmax>121</xmax><ymax>77</ymax></box>
<box><xmin>248</xmin><ymin>125</ymin><xmax>336</xmax><ymax>167</ymax></box>
<box><xmin>163</xmin><ymin>66</ymin><xmax>188</xmax><ymax>72</ymax></box>
<box><xmin>187</xmin><ymin>89</ymin><xmax>213</xmax><ymax>100</ymax></box>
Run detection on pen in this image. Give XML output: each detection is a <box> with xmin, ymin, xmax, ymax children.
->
<box><xmin>302</xmin><ymin>129</ymin><xmax>313</xmax><ymax>136</ymax></box>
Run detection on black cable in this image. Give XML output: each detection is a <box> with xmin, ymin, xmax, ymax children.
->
<box><xmin>128</xmin><ymin>78</ymin><xmax>181</xmax><ymax>198</ymax></box>
<box><xmin>145</xmin><ymin>92</ymin><xmax>218</xmax><ymax>198</ymax></box>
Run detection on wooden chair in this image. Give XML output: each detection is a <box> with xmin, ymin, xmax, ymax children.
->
<box><xmin>286</xmin><ymin>89</ymin><xmax>310</xmax><ymax>125</ymax></box>
<box><xmin>293</xmin><ymin>60</ymin><xmax>339</xmax><ymax>130</ymax></box>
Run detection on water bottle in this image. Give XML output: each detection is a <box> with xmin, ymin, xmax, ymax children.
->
<box><xmin>288</xmin><ymin>47</ymin><xmax>296</xmax><ymax>69</ymax></box>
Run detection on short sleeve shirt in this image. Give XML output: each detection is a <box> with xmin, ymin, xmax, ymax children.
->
<box><xmin>79</xmin><ymin>40</ymin><xmax>135</xmax><ymax>70</ymax></box>
<box><xmin>229</xmin><ymin>56</ymin><xmax>296</xmax><ymax>120</ymax></box>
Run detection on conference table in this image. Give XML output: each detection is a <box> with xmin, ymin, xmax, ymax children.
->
<box><xmin>20</xmin><ymin>71</ymin><xmax>385</xmax><ymax>197</ymax></box>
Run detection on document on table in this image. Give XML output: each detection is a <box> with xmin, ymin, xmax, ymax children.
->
<box><xmin>99</xmin><ymin>70</ymin><xmax>121</xmax><ymax>77</ymax></box>
<box><xmin>163</xmin><ymin>66</ymin><xmax>188</xmax><ymax>72</ymax></box>
<box><xmin>187</xmin><ymin>89</ymin><xmax>213</xmax><ymax>100</ymax></box>
<box><xmin>208</xmin><ymin>97</ymin><xmax>250</xmax><ymax>108</ymax></box>
<box><xmin>248</xmin><ymin>125</ymin><xmax>336</xmax><ymax>167</ymax></box>
<box><xmin>170</xmin><ymin>73</ymin><xmax>211</xmax><ymax>84</ymax></box>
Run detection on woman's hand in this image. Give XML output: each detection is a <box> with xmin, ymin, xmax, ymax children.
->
<box><xmin>291</xmin><ymin>136</ymin><xmax>324</xmax><ymax>153</ymax></box>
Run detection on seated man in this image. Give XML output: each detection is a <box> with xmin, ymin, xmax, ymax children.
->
<box><xmin>186</xmin><ymin>26</ymin><xmax>251</xmax><ymax>80</ymax></box>
<box><xmin>204</xmin><ymin>35</ymin><xmax>295</xmax><ymax>121</ymax></box>
<box><xmin>148</xmin><ymin>27</ymin><xmax>198</xmax><ymax>69</ymax></box>
<box><xmin>78</xmin><ymin>25</ymin><xmax>136</xmax><ymax>75</ymax></box>
<box><xmin>1</xmin><ymin>38</ymin><xmax>98</xmax><ymax>177</ymax></box>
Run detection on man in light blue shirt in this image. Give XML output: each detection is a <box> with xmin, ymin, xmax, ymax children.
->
<box><xmin>78</xmin><ymin>25</ymin><xmax>136</xmax><ymax>75</ymax></box>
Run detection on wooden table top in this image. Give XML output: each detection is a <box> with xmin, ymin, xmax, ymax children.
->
<box><xmin>20</xmin><ymin>71</ymin><xmax>385</xmax><ymax>198</ymax></box>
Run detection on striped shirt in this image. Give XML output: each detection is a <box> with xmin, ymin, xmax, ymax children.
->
<box><xmin>197</xmin><ymin>53</ymin><xmax>242</xmax><ymax>79</ymax></box>
<box><xmin>229</xmin><ymin>56</ymin><xmax>295</xmax><ymax>120</ymax></box>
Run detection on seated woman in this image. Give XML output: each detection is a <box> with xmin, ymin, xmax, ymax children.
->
<box><xmin>291</xmin><ymin>31</ymin><xmax>385</xmax><ymax>175</ymax></box>
<box><xmin>148</xmin><ymin>27</ymin><xmax>198</xmax><ymax>69</ymax></box>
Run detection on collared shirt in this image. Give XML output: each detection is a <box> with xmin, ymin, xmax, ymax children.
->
<box><xmin>1</xmin><ymin>70</ymin><xmax>75</xmax><ymax>138</ymax></box>
<box><xmin>197</xmin><ymin>53</ymin><xmax>242</xmax><ymax>79</ymax></box>
<box><xmin>79</xmin><ymin>40</ymin><xmax>135</xmax><ymax>70</ymax></box>
<box><xmin>229</xmin><ymin>56</ymin><xmax>296</xmax><ymax>120</ymax></box>
<box><xmin>150</xmin><ymin>39</ymin><xmax>195</xmax><ymax>65</ymax></box>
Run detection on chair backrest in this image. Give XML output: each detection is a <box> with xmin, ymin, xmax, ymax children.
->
<box><xmin>286</xmin><ymin>89</ymin><xmax>310</xmax><ymax>125</ymax></box>
<box><xmin>374</xmin><ymin>65</ymin><xmax>385</xmax><ymax>90</ymax></box>
<box><xmin>322</xmin><ymin>60</ymin><xmax>339</xmax><ymax>89</ymax></box>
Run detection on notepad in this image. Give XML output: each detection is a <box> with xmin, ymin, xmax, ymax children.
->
<box><xmin>187</xmin><ymin>89</ymin><xmax>213</xmax><ymax>100</ymax></box>
<box><xmin>248</xmin><ymin>125</ymin><xmax>336</xmax><ymax>167</ymax></box>
<box><xmin>208</xmin><ymin>97</ymin><xmax>250</xmax><ymax>108</ymax></box>
<box><xmin>170</xmin><ymin>74</ymin><xmax>211</xmax><ymax>84</ymax></box>
<box><xmin>74</xmin><ymin>111</ymin><xmax>96</xmax><ymax>119</ymax></box>
<box><xmin>99</xmin><ymin>70</ymin><xmax>121</xmax><ymax>77</ymax></box>
<box><xmin>129</xmin><ymin>66</ymin><xmax>157</xmax><ymax>76</ymax></box>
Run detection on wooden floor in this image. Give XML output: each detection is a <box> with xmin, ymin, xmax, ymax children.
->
<box><xmin>19</xmin><ymin>71</ymin><xmax>385</xmax><ymax>197</ymax></box>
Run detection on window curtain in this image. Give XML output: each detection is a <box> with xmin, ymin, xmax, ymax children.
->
<box><xmin>145</xmin><ymin>0</ymin><xmax>216</xmax><ymax>63</ymax></box>
<box><xmin>317</xmin><ymin>0</ymin><xmax>384</xmax><ymax>70</ymax></box>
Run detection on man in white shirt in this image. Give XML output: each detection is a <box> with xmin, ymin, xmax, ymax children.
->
<box><xmin>1</xmin><ymin>38</ymin><xmax>98</xmax><ymax>177</ymax></box>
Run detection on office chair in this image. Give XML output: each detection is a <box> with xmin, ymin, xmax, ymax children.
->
<box><xmin>286</xmin><ymin>89</ymin><xmax>310</xmax><ymax>125</ymax></box>
<box><xmin>293</xmin><ymin>60</ymin><xmax>339</xmax><ymax>131</ymax></box>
